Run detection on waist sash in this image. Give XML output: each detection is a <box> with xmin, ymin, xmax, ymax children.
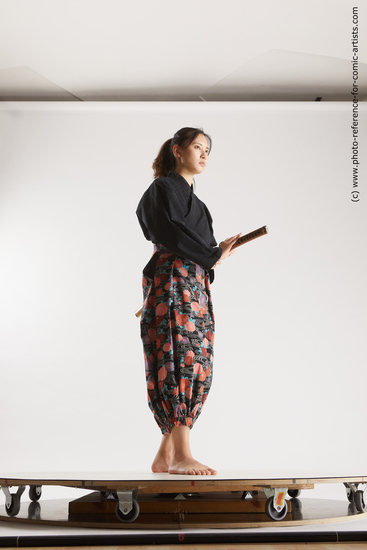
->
<box><xmin>142</xmin><ymin>247</ymin><xmax>214</xmax><ymax>284</ymax></box>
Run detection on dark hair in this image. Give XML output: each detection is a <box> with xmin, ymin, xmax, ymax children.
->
<box><xmin>152</xmin><ymin>127</ymin><xmax>212</xmax><ymax>190</ymax></box>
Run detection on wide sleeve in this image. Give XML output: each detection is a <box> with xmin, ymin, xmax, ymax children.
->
<box><xmin>136</xmin><ymin>180</ymin><xmax>222</xmax><ymax>271</ymax></box>
<box><xmin>203</xmin><ymin>202</ymin><xmax>220</xmax><ymax>248</ymax></box>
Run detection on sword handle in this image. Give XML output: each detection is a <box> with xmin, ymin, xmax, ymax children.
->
<box><xmin>231</xmin><ymin>225</ymin><xmax>268</xmax><ymax>249</ymax></box>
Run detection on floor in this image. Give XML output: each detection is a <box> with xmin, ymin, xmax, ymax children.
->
<box><xmin>1</xmin><ymin>512</ymin><xmax>367</xmax><ymax>548</ymax></box>
<box><xmin>2</xmin><ymin>545</ymin><xmax>367</xmax><ymax>550</ymax></box>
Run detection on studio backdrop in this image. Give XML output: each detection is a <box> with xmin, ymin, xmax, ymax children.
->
<box><xmin>0</xmin><ymin>103</ymin><xmax>365</xmax><ymax>496</ymax></box>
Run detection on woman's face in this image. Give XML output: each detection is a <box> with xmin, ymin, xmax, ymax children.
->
<box><xmin>174</xmin><ymin>134</ymin><xmax>210</xmax><ymax>176</ymax></box>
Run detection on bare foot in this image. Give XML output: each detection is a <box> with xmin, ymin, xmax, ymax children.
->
<box><xmin>151</xmin><ymin>453</ymin><xmax>172</xmax><ymax>473</ymax></box>
<box><xmin>168</xmin><ymin>457</ymin><xmax>217</xmax><ymax>475</ymax></box>
<box><xmin>151</xmin><ymin>433</ymin><xmax>173</xmax><ymax>473</ymax></box>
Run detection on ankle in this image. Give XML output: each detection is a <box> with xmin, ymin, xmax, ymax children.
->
<box><xmin>171</xmin><ymin>450</ymin><xmax>193</xmax><ymax>462</ymax></box>
<box><xmin>159</xmin><ymin>450</ymin><xmax>172</xmax><ymax>459</ymax></box>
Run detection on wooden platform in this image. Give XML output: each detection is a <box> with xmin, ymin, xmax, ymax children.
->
<box><xmin>1</xmin><ymin>493</ymin><xmax>367</xmax><ymax>529</ymax></box>
<box><xmin>69</xmin><ymin>490</ymin><xmax>293</xmax><ymax>525</ymax></box>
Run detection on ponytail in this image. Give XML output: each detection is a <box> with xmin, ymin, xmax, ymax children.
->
<box><xmin>152</xmin><ymin>138</ymin><xmax>175</xmax><ymax>179</ymax></box>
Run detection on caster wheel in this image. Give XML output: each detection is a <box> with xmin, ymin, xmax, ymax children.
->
<box><xmin>29</xmin><ymin>485</ymin><xmax>42</xmax><ymax>502</ymax></box>
<box><xmin>347</xmin><ymin>490</ymin><xmax>354</xmax><ymax>503</ymax></box>
<box><xmin>115</xmin><ymin>499</ymin><xmax>140</xmax><ymax>523</ymax></box>
<box><xmin>355</xmin><ymin>490</ymin><xmax>365</xmax><ymax>513</ymax></box>
<box><xmin>5</xmin><ymin>494</ymin><xmax>21</xmax><ymax>517</ymax></box>
<box><xmin>288</xmin><ymin>489</ymin><xmax>301</xmax><ymax>498</ymax></box>
<box><xmin>265</xmin><ymin>497</ymin><xmax>288</xmax><ymax>521</ymax></box>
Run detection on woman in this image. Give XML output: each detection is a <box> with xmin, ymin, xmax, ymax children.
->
<box><xmin>136</xmin><ymin>127</ymin><xmax>241</xmax><ymax>475</ymax></box>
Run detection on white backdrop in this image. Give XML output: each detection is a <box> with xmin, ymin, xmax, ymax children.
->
<box><xmin>0</xmin><ymin>102</ymin><xmax>366</xmax><ymax>501</ymax></box>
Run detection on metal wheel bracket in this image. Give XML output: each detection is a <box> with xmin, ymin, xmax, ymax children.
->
<box><xmin>1</xmin><ymin>487</ymin><xmax>12</xmax><ymax>509</ymax></box>
<box><xmin>356</xmin><ymin>483</ymin><xmax>366</xmax><ymax>494</ymax></box>
<box><xmin>29</xmin><ymin>485</ymin><xmax>42</xmax><ymax>500</ymax></box>
<box><xmin>263</xmin><ymin>487</ymin><xmax>288</xmax><ymax>513</ymax></box>
<box><xmin>344</xmin><ymin>482</ymin><xmax>357</xmax><ymax>496</ymax></box>
<box><xmin>1</xmin><ymin>485</ymin><xmax>26</xmax><ymax>509</ymax></box>
<box><xmin>116</xmin><ymin>489</ymin><xmax>138</xmax><ymax>516</ymax></box>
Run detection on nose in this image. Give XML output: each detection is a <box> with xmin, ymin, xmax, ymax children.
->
<box><xmin>201</xmin><ymin>150</ymin><xmax>208</xmax><ymax>159</ymax></box>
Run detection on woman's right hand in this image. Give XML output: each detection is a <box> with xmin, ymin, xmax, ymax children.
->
<box><xmin>212</xmin><ymin>232</ymin><xmax>242</xmax><ymax>268</ymax></box>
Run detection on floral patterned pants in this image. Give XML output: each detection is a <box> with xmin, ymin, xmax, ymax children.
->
<box><xmin>140</xmin><ymin>243</ymin><xmax>215</xmax><ymax>434</ymax></box>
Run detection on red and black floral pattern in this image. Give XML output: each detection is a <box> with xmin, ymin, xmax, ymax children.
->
<box><xmin>140</xmin><ymin>243</ymin><xmax>215</xmax><ymax>434</ymax></box>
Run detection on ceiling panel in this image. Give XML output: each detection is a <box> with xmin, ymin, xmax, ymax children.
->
<box><xmin>202</xmin><ymin>50</ymin><xmax>367</xmax><ymax>102</ymax></box>
<box><xmin>0</xmin><ymin>0</ymin><xmax>365</xmax><ymax>101</ymax></box>
<box><xmin>0</xmin><ymin>66</ymin><xmax>80</xmax><ymax>101</ymax></box>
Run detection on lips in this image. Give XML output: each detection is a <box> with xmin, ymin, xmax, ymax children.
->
<box><xmin>199</xmin><ymin>162</ymin><xmax>205</xmax><ymax>166</ymax></box>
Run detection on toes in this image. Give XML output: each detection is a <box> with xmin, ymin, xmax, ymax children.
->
<box><xmin>168</xmin><ymin>461</ymin><xmax>216</xmax><ymax>476</ymax></box>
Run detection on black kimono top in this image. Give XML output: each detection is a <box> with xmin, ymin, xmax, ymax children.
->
<box><xmin>136</xmin><ymin>169</ymin><xmax>222</xmax><ymax>283</ymax></box>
